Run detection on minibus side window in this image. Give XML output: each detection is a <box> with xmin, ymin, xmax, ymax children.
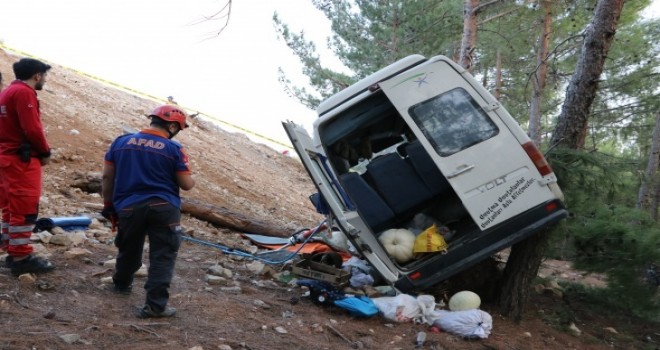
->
<box><xmin>409</xmin><ymin>88</ymin><xmax>499</xmax><ymax>157</ymax></box>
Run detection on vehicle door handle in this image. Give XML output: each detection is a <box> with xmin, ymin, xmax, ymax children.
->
<box><xmin>446</xmin><ymin>164</ymin><xmax>475</xmax><ymax>179</ymax></box>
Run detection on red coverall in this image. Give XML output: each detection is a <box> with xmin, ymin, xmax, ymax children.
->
<box><xmin>0</xmin><ymin>80</ymin><xmax>51</xmax><ymax>257</ymax></box>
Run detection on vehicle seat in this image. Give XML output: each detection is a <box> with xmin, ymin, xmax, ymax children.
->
<box><xmin>365</xmin><ymin>153</ymin><xmax>433</xmax><ymax>217</ymax></box>
<box><xmin>405</xmin><ymin>140</ymin><xmax>452</xmax><ymax>196</ymax></box>
<box><xmin>339</xmin><ymin>172</ymin><xmax>396</xmax><ymax>233</ymax></box>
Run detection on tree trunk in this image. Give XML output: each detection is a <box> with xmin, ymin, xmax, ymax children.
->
<box><xmin>73</xmin><ymin>173</ymin><xmax>292</xmax><ymax>237</ymax></box>
<box><xmin>482</xmin><ymin>64</ymin><xmax>489</xmax><ymax>87</ymax></box>
<box><xmin>498</xmin><ymin>227</ymin><xmax>552</xmax><ymax>322</ymax></box>
<box><xmin>637</xmin><ymin>111</ymin><xmax>660</xmax><ymax>212</ymax></box>
<box><xmin>181</xmin><ymin>198</ymin><xmax>291</xmax><ymax>237</ymax></box>
<box><xmin>498</xmin><ymin>0</ymin><xmax>625</xmax><ymax>322</ymax></box>
<box><xmin>528</xmin><ymin>0</ymin><xmax>552</xmax><ymax>145</ymax></box>
<box><xmin>549</xmin><ymin>0</ymin><xmax>625</xmax><ymax>149</ymax></box>
<box><xmin>652</xmin><ymin>180</ymin><xmax>660</xmax><ymax>221</ymax></box>
<box><xmin>459</xmin><ymin>0</ymin><xmax>479</xmax><ymax>71</ymax></box>
<box><xmin>494</xmin><ymin>50</ymin><xmax>502</xmax><ymax>100</ymax></box>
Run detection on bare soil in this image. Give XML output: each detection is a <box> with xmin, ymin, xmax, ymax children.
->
<box><xmin>1</xmin><ymin>48</ymin><xmax>658</xmax><ymax>350</ymax></box>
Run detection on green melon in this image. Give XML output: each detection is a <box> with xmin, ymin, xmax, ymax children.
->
<box><xmin>448</xmin><ymin>290</ymin><xmax>481</xmax><ymax>311</ymax></box>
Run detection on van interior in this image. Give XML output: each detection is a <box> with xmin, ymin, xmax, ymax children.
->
<box><xmin>317</xmin><ymin>91</ymin><xmax>481</xmax><ymax>270</ymax></box>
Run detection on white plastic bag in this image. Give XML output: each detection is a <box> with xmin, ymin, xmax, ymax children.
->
<box><xmin>416</xmin><ymin>294</ymin><xmax>438</xmax><ymax>325</ymax></box>
<box><xmin>372</xmin><ymin>294</ymin><xmax>419</xmax><ymax>322</ymax></box>
<box><xmin>432</xmin><ymin>309</ymin><xmax>493</xmax><ymax>339</ymax></box>
<box><xmin>372</xmin><ymin>294</ymin><xmax>437</xmax><ymax>324</ymax></box>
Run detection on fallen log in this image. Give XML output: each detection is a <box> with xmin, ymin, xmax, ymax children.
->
<box><xmin>75</xmin><ymin>174</ymin><xmax>292</xmax><ymax>238</ymax></box>
<box><xmin>84</xmin><ymin>199</ymin><xmax>291</xmax><ymax>238</ymax></box>
<box><xmin>181</xmin><ymin>198</ymin><xmax>291</xmax><ymax>238</ymax></box>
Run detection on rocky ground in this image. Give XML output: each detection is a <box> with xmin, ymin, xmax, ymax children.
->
<box><xmin>1</xmin><ymin>48</ymin><xmax>659</xmax><ymax>350</ymax></box>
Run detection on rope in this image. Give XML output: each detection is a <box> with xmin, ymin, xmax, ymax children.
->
<box><xmin>181</xmin><ymin>220</ymin><xmax>327</xmax><ymax>265</ymax></box>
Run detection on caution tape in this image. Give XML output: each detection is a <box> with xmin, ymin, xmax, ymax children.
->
<box><xmin>0</xmin><ymin>44</ymin><xmax>295</xmax><ymax>151</ymax></box>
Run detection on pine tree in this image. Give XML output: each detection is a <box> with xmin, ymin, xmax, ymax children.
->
<box><xmin>497</xmin><ymin>0</ymin><xmax>626</xmax><ymax>322</ymax></box>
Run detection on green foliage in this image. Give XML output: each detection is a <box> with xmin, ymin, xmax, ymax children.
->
<box><xmin>273</xmin><ymin>0</ymin><xmax>464</xmax><ymax>108</ymax></box>
<box><xmin>589</xmin><ymin>17</ymin><xmax>660</xmax><ymax>155</ymax></box>
<box><xmin>274</xmin><ymin>0</ymin><xmax>659</xmax><ymax>156</ymax></box>
<box><xmin>490</xmin><ymin>0</ymin><xmax>595</xmax><ymax>128</ymax></box>
<box><xmin>322</xmin><ymin>0</ymin><xmax>463</xmax><ymax>74</ymax></box>
<box><xmin>556</xmin><ymin>281</ymin><xmax>660</xmax><ymax>326</ymax></box>
<box><xmin>273</xmin><ymin>11</ymin><xmax>355</xmax><ymax>109</ymax></box>
<box><xmin>544</xmin><ymin>148</ymin><xmax>631</xmax><ymax>258</ymax></box>
<box><xmin>553</xmin><ymin>204</ymin><xmax>660</xmax><ymax>320</ymax></box>
<box><xmin>546</xmin><ymin>148</ymin><xmax>660</xmax><ymax>320</ymax></box>
<box><xmin>547</xmin><ymin>148</ymin><xmax>626</xmax><ymax>202</ymax></box>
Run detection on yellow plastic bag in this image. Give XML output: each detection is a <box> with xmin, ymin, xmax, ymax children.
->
<box><xmin>413</xmin><ymin>224</ymin><xmax>448</xmax><ymax>255</ymax></box>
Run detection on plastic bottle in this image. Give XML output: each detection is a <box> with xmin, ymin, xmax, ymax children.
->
<box><xmin>416</xmin><ymin>331</ymin><xmax>426</xmax><ymax>348</ymax></box>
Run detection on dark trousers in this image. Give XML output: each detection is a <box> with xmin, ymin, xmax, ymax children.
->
<box><xmin>113</xmin><ymin>198</ymin><xmax>182</xmax><ymax>312</ymax></box>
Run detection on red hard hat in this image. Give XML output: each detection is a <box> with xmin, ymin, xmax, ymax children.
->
<box><xmin>150</xmin><ymin>105</ymin><xmax>189</xmax><ymax>129</ymax></box>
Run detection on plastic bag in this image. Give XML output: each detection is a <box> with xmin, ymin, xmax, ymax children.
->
<box><xmin>409</xmin><ymin>213</ymin><xmax>454</xmax><ymax>241</ymax></box>
<box><xmin>343</xmin><ymin>256</ymin><xmax>372</xmax><ymax>273</ymax></box>
<box><xmin>334</xmin><ymin>296</ymin><xmax>379</xmax><ymax>318</ymax></box>
<box><xmin>372</xmin><ymin>294</ymin><xmax>437</xmax><ymax>324</ymax></box>
<box><xmin>372</xmin><ymin>294</ymin><xmax>419</xmax><ymax>322</ymax></box>
<box><xmin>343</xmin><ymin>257</ymin><xmax>375</xmax><ymax>288</ymax></box>
<box><xmin>413</xmin><ymin>224</ymin><xmax>448</xmax><ymax>255</ymax></box>
<box><xmin>416</xmin><ymin>294</ymin><xmax>438</xmax><ymax>325</ymax></box>
<box><xmin>349</xmin><ymin>270</ymin><xmax>374</xmax><ymax>288</ymax></box>
<box><xmin>431</xmin><ymin>309</ymin><xmax>493</xmax><ymax>339</ymax></box>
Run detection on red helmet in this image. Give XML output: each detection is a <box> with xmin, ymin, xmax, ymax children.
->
<box><xmin>150</xmin><ymin>105</ymin><xmax>189</xmax><ymax>129</ymax></box>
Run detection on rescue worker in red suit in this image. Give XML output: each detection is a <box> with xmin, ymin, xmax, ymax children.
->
<box><xmin>0</xmin><ymin>70</ymin><xmax>4</xmax><ymax>265</ymax></box>
<box><xmin>0</xmin><ymin>70</ymin><xmax>6</xmax><ymax>266</ymax></box>
<box><xmin>0</xmin><ymin>58</ymin><xmax>55</xmax><ymax>275</ymax></box>
<box><xmin>102</xmin><ymin>105</ymin><xmax>194</xmax><ymax>318</ymax></box>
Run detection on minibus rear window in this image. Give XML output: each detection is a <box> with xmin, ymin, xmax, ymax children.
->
<box><xmin>409</xmin><ymin>88</ymin><xmax>499</xmax><ymax>157</ymax></box>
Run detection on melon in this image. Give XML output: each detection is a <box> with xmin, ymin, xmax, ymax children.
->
<box><xmin>448</xmin><ymin>290</ymin><xmax>481</xmax><ymax>311</ymax></box>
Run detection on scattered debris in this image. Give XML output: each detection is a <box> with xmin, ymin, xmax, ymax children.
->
<box><xmin>568</xmin><ymin>322</ymin><xmax>582</xmax><ymax>336</ymax></box>
<box><xmin>603</xmin><ymin>327</ymin><xmax>618</xmax><ymax>334</ymax></box>
<box><xmin>59</xmin><ymin>334</ymin><xmax>81</xmax><ymax>344</ymax></box>
<box><xmin>326</xmin><ymin>323</ymin><xmax>362</xmax><ymax>349</ymax></box>
<box><xmin>273</xmin><ymin>326</ymin><xmax>287</xmax><ymax>334</ymax></box>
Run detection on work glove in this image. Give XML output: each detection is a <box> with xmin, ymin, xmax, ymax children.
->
<box><xmin>101</xmin><ymin>202</ymin><xmax>117</xmax><ymax>220</ymax></box>
<box><xmin>101</xmin><ymin>201</ymin><xmax>118</xmax><ymax>232</ymax></box>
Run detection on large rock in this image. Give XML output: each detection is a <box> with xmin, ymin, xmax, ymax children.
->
<box><xmin>49</xmin><ymin>231</ymin><xmax>87</xmax><ymax>247</ymax></box>
<box><xmin>64</xmin><ymin>247</ymin><xmax>92</xmax><ymax>259</ymax></box>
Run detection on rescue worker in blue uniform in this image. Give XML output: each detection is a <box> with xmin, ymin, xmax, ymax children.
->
<box><xmin>102</xmin><ymin>105</ymin><xmax>195</xmax><ymax>318</ymax></box>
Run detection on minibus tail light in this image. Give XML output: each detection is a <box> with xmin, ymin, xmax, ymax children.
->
<box><xmin>522</xmin><ymin>142</ymin><xmax>553</xmax><ymax>176</ymax></box>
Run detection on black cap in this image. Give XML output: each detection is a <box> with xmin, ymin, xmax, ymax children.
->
<box><xmin>13</xmin><ymin>58</ymin><xmax>51</xmax><ymax>80</ymax></box>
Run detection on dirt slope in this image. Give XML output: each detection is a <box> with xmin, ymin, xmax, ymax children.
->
<box><xmin>0</xmin><ymin>49</ymin><xmax>658</xmax><ymax>350</ymax></box>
